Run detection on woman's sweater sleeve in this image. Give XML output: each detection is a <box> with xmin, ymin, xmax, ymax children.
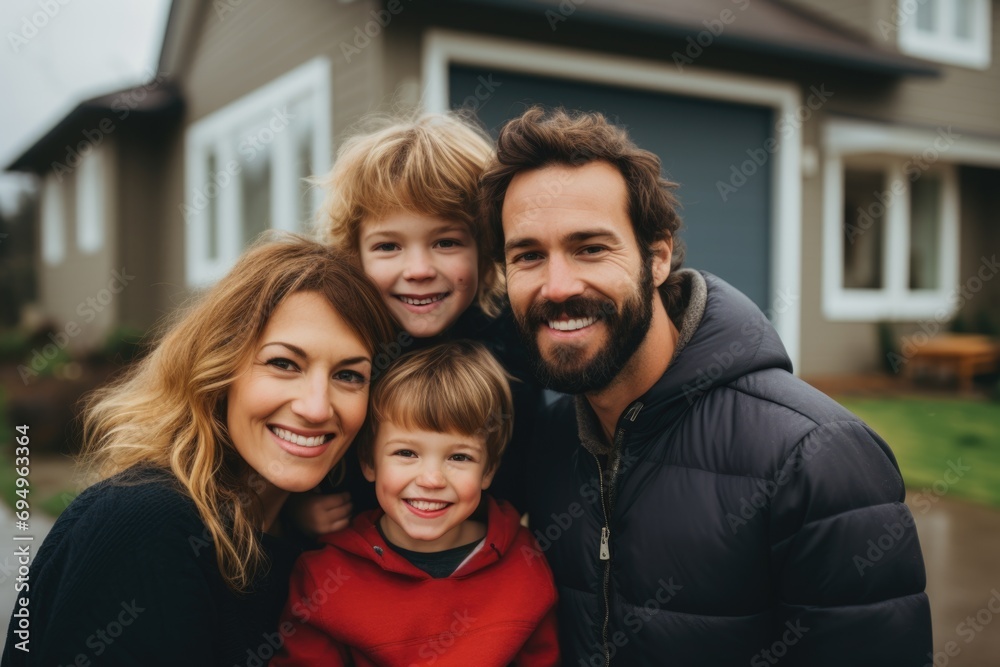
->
<box><xmin>3</xmin><ymin>481</ymin><xmax>218</xmax><ymax>666</ymax></box>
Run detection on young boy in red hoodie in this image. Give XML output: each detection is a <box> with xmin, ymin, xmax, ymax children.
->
<box><xmin>271</xmin><ymin>341</ymin><xmax>559</xmax><ymax>666</ymax></box>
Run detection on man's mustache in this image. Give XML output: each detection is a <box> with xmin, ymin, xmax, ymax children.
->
<box><xmin>525</xmin><ymin>295</ymin><xmax>617</xmax><ymax>324</ymax></box>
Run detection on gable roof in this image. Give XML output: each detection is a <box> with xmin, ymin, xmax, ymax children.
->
<box><xmin>6</xmin><ymin>81</ymin><xmax>182</xmax><ymax>173</ymax></box>
<box><xmin>157</xmin><ymin>0</ymin><xmax>208</xmax><ymax>81</ymax></box>
<box><xmin>454</xmin><ymin>0</ymin><xmax>939</xmax><ymax>77</ymax></box>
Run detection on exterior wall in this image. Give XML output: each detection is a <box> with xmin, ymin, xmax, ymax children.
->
<box><xmin>781</xmin><ymin>0</ymin><xmax>883</xmax><ymax>41</ymax></box>
<box><xmin>115</xmin><ymin>121</ymin><xmax>178</xmax><ymax>332</ymax></box>
<box><xmin>754</xmin><ymin>2</ymin><xmax>1000</xmax><ymax>376</ymax></box>
<box><xmin>956</xmin><ymin>167</ymin><xmax>1000</xmax><ymax>330</ymax></box>
<box><xmin>875</xmin><ymin>3</ymin><xmax>1000</xmax><ymax>140</ymax></box>
<box><xmin>158</xmin><ymin>0</ymin><xmax>389</xmax><ymax>300</ymax></box>
<box><xmin>183</xmin><ymin>0</ymin><xmax>384</xmax><ymax>142</ymax></box>
<box><xmin>381</xmin><ymin>20</ymin><xmax>423</xmax><ymax>108</ymax></box>
<box><xmin>796</xmin><ymin>110</ymin><xmax>887</xmax><ymax>377</ymax></box>
<box><xmin>808</xmin><ymin>1</ymin><xmax>1000</xmax><ymax>141</ymax></box>
<box><xmin>38</xmin><ymin>139</ymin><xmax>118</xmax><ymax>351</ymax></box>
<box><xmin>786</xmin><ymin>0</ymin><xmax>1000</xmax><ymax>140</ymax></box>
<box><xmin>160</xmin><ymin>112</ymin><xmax>188</xmax><ymax>310</ymax></box>
<box><xmin>799</xmin><ymin>160</ymin><xmax>1000</xmax><ymax>378</ymax></box>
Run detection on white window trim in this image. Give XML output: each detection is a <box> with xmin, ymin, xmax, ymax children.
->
<box><xmin>76</xmin><ymin>144</ymin><xmax>109</xmax><ymax>254</ymax></box>
<box><xmin>184</xmin><ymin>56</ymin><xmax>332</xmax><ymax>287</ymax></box>
<box><xmin>823</xmin><ymin>156</ymin><xmax>959</xmax><ymax>320</ymax></box>
<box><xmin>41</xmin><ymin>172</ymin><xmax>66</xmax><ymax>265</ymax></box>
<box><xmin>898</xmin><ymin>0</ymin><xmax>991</xmax><ymax>69</ymax></box>
<box><xmin>422</xmin><ymin>29</ymin><xmax>804</xmax><ymax>372</ymax></box>
<box><xmin>822</xmin><ymin>118</ymin><xmax>1000</xmax><ymax>321</ymax></box>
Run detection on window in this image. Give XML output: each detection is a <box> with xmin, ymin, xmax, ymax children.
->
<box><xmin>41</xmin><ymin>172</ymin><xmax>66</xmax><ymax>265</ymax></box>
<box><xmin>76</xmin><ymin>145</ymin><xmax>108</xmax><ymax>254</ymax></box>
<box><xmin>184</xmin><ymin>57</ymin><xmax>331</xmax><ymax>287</ymax></box>
<box><xmin>898</xmin><ymin>0</ymin><xmax>991</xmax><ymax>69</ymax></box>
<box><xmin>842</xmin><ymin>168</ymin><xmax>886</xmax><ymax>290</ymax></box>
<box><xmin>823</xmin><ymin>157</ymin><xmax>959</xmax><ymax>320</ymax></box>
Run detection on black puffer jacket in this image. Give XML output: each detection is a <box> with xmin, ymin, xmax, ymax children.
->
<box><xmin>525</xmin><ymin>271</ymin><xmax>931</xmax><ymax>666</ymax></box>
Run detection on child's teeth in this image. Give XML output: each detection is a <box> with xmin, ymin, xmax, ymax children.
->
<box><xmin>400</xmin><ymin>294</ymin><xmax>445</xmax><ymax>306</ymax></box>
<box><xmin>272</xmin><ymin>427</ymin><xmax>327</xmax><ymax>447</ymax></box>
<box><xmin>548</xmin><ymin>316</ymin><xmax>597</xmax><ymax>331</ymax></box>
<box><xmin>408</xmin><ymin>499</ymin><xmax>449</xmax><ymax>511</ymax></box>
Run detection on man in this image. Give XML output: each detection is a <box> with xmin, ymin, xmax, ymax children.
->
<box><xmin>479</xmin><ymin>107</ymin><xmax>931</xmax><ymax>666</ymax></box>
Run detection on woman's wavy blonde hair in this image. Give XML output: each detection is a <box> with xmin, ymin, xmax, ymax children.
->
<box><xmin>79</xmin><ymin>234</ymin><xmax>398</xmax><ymax>591</ymax></box>
<box><xmin>313</xmin><ymin>111</ymin><xmax>505</xmax><ymax>317</ymax></box>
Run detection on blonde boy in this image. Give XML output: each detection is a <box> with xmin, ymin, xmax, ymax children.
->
<box><xmin>315</xmin><ymin>112</ymin><xmax>504</xmax><ymax>337</ymax></box>
<box><xmin>273</xmin><ymin>342</ymin><xmax>559</xmax><ymax>666</ymax></box>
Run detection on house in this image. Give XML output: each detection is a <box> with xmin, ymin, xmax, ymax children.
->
<box><xmin>7</xmin><ymin>0</ymin><xmax>1000</xmax><ymax>378</ymax></box>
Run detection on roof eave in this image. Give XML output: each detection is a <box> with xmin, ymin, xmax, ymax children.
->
<box><xmin>6</xmin><ymin>84</ymin><xmax>183</xmax><ymax>174</ymax></box>
<box><xmin>451</xmin><ymin>0</ymin><xmax>940</xmax><ymax>78</ymax></box>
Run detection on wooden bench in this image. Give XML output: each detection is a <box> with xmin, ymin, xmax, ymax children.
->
<box><xmin>907</xmin><ymin>334</ymin><xmax>1000</xmax><ymax>392</ymax></box>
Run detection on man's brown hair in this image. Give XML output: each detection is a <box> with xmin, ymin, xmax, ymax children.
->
<box><xmin>479</xmin><ymin>106</ymin><xmax>687</xmax><ymax>316</ymax></box>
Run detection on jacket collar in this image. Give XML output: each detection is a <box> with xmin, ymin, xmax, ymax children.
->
<box><xmin>320</xmin><ymin>495</ymin><xmax>520</xmax><ymax>579</ymax></box>
<box><xmin>575</xmin><ymin>270</ymin><xmax>791</xmax><ymax>454</ymax></box>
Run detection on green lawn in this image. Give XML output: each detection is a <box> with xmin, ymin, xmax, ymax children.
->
<box><xmin>836</xmin><ymin>396</ymin><xmax>1000</xmax><ymax>508</ymax></box>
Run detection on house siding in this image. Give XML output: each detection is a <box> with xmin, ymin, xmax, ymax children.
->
<box><xmin>38</xmin><ymin>140</ymin><xmax>118</xmax><ymax>351</ymax></box>
<box><xmin>781</xmin><ymin>0</ymin><xmax>882</xmax><ymax>41</ymax></box>
<box><xmin>809</xmin><ymin>0</ymin><xmax>1000</xmax><ymax>140</ymax></box>
<box><xmin>799</xmin><ymin>160</ymin><xmax>1000</xmax><ymax>378</ymax></box>
<box><xmin>183</xmin><ymin>0</ymin><xmax>385</xmax><ymax>141</ymax></box>
<box><xmin>783</xmin><ymin>1</ymin><xmax>1000</xmax><ymax>140</ymax></box>
<box><xmin>155</xmin><ymin>0</ymin><xmax>388</xmax><ymax>304</ymax></box>
<box><xmin>795</xmin><ymin>111</ymin><xmax>881</xmax><ymax>377</ymax></box>
<box><xmin>756</xmin><ymin>2</ymin><xmax>1000</xmax><ymax>376</ymax></box>
<box><xmin>956</xmin><ymin>167</ymin><xmax>1000</xmax><ymax>330</ymax></box>
<box><xmin>115</xmin><ymin>121</ymin><xmax>178</xmax><ymax>332</ymax></box>
<box><xmin>879</xmin><ymin>13</ymin><xmax>1000</xmax><ymax>141</ymax></box>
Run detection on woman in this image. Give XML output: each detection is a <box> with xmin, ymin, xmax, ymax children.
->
<box><xmin>2</xmin><ymin>236</ymin><xmax>397</xmax><ymax>666</ymax></box>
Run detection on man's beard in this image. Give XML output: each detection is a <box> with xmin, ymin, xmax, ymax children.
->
<box><xmin>514</xmin><ymin>261</ymin><xmax>655</xmax><ymax>394</ymax></box>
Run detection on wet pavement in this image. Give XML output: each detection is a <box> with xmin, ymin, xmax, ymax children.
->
<box><xmin>1</xmin><ymin>462</ymin><xmax>998</xmax><ymax>662</ymax></box>
<box><xmin>911</xmin><ymin>492</ymin><xmax>1000</xmax><ymax>667</ymax></box>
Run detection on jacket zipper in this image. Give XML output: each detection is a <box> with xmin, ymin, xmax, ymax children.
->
<box><xmin>594</xmin><ymin>401</ymin><xmax>643</xmax><ymax>667</ymax></box>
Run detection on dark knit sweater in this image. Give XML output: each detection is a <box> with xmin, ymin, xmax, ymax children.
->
<box><xmin>2</xmin><ymin>466</ymin><xmax>301</xmax><ymax>666</ymax></box>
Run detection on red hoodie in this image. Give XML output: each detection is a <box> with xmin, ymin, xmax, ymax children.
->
<box><xmin>271</xmin><ymin>496</ymin><xmax>560</xmax><ymax>666</ymax></box>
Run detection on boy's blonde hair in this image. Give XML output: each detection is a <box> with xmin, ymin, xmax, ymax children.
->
<box><xmin>359</xmin><ymin>341</ymin><xmax>513</xmax><ymax>475</ymax></box>
<box><xmin>314</xmin><ymin>112</ymin><xmax>504</xmax><ymax>317</ymax></box>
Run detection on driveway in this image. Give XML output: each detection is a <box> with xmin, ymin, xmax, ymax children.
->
<box><xmin>911</xmin><ymin>492</ymin><xmax>1000</xmax><ymax>667</ymax></box>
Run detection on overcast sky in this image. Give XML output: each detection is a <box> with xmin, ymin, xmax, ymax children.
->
<box><xmin>0</xmin><ymin>0</ymin><xmax>171</xmax><ymax>212</ymax></box>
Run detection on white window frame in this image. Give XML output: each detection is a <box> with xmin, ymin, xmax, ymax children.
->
<box><xmin>819</xmin><ymin>118</ymin><xmax>1000</xmax><ymax>321</ymax></box>
<box><xmin>898</xmin><ymin>0</ymin><xmax>991</xmax><ymax>69</ymax></box>
<box><xmin>76</xmin><ymin>144</ymin><xmax>109</xmax><ymax>254</ymax></box>
<box><xmin>184</xmin><ymin>56</ymin><xmax>332</xmax><ymax>287</ymax></box>
<box><xmin>41</xmin><ymin>172</ymin><xmax>66</xmax><ymax>265</ymax></box>
<box><xmin>825</xmin><ymin>157</ymin><xmax>958</xmax><ymax>320</ymax></box>
<box><xmin>422</xmin><ymin>29</ymin><xmax>804</xmax><ymax>372</ymax></box>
